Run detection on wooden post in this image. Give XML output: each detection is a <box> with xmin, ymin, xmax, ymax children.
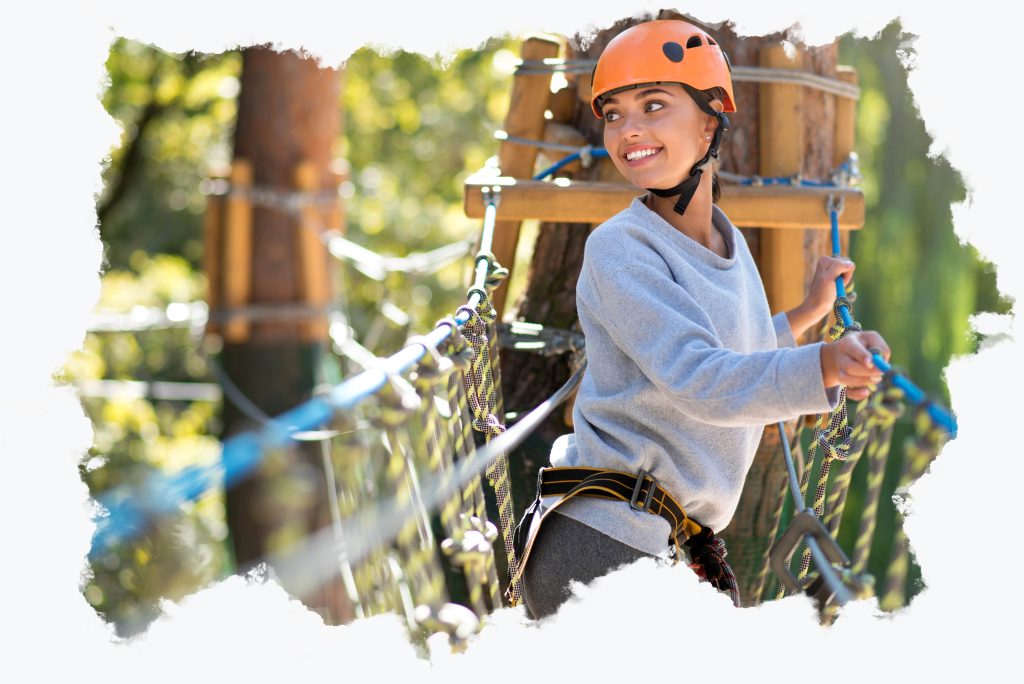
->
<box><xmin>202</xmin><ymin>189</ymin><xmax>224</xmax><ymax>336</ymax></box>
<box><xmin>834</xmin><ymin>66</ymin><xmax>858</xmax><ymax>260</ymax></box>
<box><xmin>490</xmin><ymin>35</ymin><xmax>561</xmax><ymax>319</ymax></box>
<box><xmin>758</xmin><ymin>44</ymin><xmax>807</xmax><ymax>326</ymax></box>
<box><xmin>223</xmin><ymin>159</ymin><xmax>253</xmax><ymax>343</ymax></box>
<box><xmin>294</xmin><ymin>160</ymin><xmax>331</xmax><ymax>342</ymax></box>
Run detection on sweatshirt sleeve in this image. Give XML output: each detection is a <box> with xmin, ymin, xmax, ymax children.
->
<box><xmin>773</xmin><ymin>311</ymin><xmax>797</xmax><ymax>349</ymax></box>
<box><xmin>580</xmin><ymin>229</ymin><xmax>839</xmax><ymax>427</ymax></box>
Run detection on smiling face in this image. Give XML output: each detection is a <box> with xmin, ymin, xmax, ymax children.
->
<box><xmin>601</xmin><ymin>84</ymin><xmax>721</xmax><ymax>190</ymax></box>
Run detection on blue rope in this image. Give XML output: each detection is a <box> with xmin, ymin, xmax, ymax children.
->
<box><xmin>736</xmin><ymin>176</ymin><xmax>835</xmax><ymax>187</ymax></box>
<box><xmin>533</xmin><ymin>147</ymin><xmax>609</xmax><ymax>181</ymax></box>
<box><xmin>533</xmin><ymin>147</ymin><xmax>855</xmax><ymax>187</ymax></box>
<box><xmin>827</xmin><ymin>204</ymin><xmax>957</xmax><ymax>438</ymax></box>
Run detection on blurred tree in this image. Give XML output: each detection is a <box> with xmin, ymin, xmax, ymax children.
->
<box><xmin>219</xmin><ymin>45</ymin><xmax>352</xmax><ymax>624</ymax></box>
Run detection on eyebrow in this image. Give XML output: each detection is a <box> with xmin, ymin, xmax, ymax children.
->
<box><xmin>601</xmin><ymin>87</ymin><xmax>674</xmax><ymax>107</ymax></box>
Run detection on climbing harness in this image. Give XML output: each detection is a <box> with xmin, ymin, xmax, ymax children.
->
<box><xmin>509</xmin><ymin>466</ymin><xmax>740</xmax><ymax>607</ymax></box>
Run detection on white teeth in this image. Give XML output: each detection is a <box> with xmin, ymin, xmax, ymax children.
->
<box><xmin>626</xmin><ymin>148</ymin><xmax>659</xmax><ymax>161</ymax></box>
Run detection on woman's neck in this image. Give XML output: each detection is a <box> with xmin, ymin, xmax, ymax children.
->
<box><xmin>644</xmin><ymin>170</ymin><xmax>718</xmax><ymax>249</ymax></box>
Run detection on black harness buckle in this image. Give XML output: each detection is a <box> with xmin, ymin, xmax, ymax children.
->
<box><xmin>630</xmin><ymin>470</ymin><xmax>657</xmax><ymax>513</ymax></box>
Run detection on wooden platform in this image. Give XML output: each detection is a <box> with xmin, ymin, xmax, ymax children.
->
<box><xmin>464</xmin><ymin>176</ymin><xmax>864</xmax><ymax>230</ymax></box>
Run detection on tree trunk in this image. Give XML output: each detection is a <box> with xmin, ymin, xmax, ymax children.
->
<box><xmin>221</xmin><ymin>46</ymin><xmax>353</xmax><ymax>623</ymax></box>
<box><xmin>500</xmin><ymin>10</ymin><xmax>845</xmax><ymax>603</ymax></box>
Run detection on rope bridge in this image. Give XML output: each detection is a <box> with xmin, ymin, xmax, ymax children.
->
<box><xmin>88</xmin><ymin>150</ymin><xmax>955</xmax><ymax>645</ymax></box>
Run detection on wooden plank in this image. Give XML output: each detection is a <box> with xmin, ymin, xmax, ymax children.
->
<box><xmin>202</xmin><ymin>191</ymin><xmax>224</xmax><ymax>335</ymax></box>
<box><xmin>223</xmin><ymin>159</ymin><xmax>253</xmax><ymax>343</ymax></box>
<box><xmin>490</xmin><ymin>35</ymin><xmax>561</xmax><ymax>319</ymax></box>
<box><xmin>464</xmin><ymin>177</ymin><xmax>863</xmax><ymax>230</ymax></box>
<box><xmin>294</xmin><ymin>160</ymin><xmax>330</xmax><ymax>342</ymax></box>
<box><xmin>834</xmin><ymin>66</ymin><xmax>859</xmax><ymax>260</ymax></box>
<box><xmin>758</xmin><ymin>44</ymin><xmax>807</xmax><ymax>319</ymax></box>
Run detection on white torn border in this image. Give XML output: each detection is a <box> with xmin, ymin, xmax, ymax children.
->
<box><xmin>2</xmin><ymin>0</ymin><xmax>1018</xmax><ymax>680</ymax></box>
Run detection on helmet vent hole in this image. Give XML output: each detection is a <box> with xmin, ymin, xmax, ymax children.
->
<box><xmin>686</xmin><ymin>35</ymin><xmax>703</xmax><ymax>49</ymax></box>
<box><xmin>707</xmin><ymin>37</ymin><xmax>717</xmax><ymax>46</ymax></box>
<box><xmin>661</xmin><ymin>41</ymin><xmax>685</xmax><ymax>63</ymax></box>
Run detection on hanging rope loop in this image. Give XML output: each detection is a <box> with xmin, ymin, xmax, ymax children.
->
<box><xmin>684</xmin><ymin>527</ymin><xmax>741</xmax><ymax>607</ymax></box>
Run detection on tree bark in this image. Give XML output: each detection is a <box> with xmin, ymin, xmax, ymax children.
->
<box><xmin>221</xmin><ymin>46</ymin><xmax>352</xmax><ymax>623</ymax></box>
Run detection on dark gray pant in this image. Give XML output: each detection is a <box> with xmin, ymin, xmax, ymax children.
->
<box><xmin>521</xmin><ymin>510</ymin><xmax>656</xmax><ymax>619</ymax></box>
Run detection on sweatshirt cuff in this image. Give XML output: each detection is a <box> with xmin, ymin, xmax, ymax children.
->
<box><xmin>773</xmin><ymin>311</ymin><xmax>797</xmax><ymax>349</ymax></box>
<box><xmin>776</xmin><ymin>341</ymin><xmax>841</xmax><ymax>416</ymax></box>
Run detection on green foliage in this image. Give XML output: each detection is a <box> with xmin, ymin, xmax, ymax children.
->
<box><xmin>99</xmin><ymin>39</ymin><xmax>240</xmax><ymax>268</ymax></box>
<box><xmin>337</xmin><ymin>38</ymin><xmax>519</xmax><ymax>353</ymax></box>
<box><xmin>821</xmin><ymin>20</ymin><xmax>1013</xmax><ymax>607</ymax></box>
<box><xmin>840</xmin><ymin>22</ymin><xmax>1011</xmax><ymax>402</ymax></box>
<box><xmin>67</xmin><ymin>255</ymin><xmax>227</xmax><ymax>635</ymax></box>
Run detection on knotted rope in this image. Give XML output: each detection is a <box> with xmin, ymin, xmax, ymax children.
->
<box><xmin>685</xmin><ymin>527</ymin><xmax>742</xmax><ymax>607</ymax></box>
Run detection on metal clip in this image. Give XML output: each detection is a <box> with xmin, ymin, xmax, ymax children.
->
<box><xmin>826</xmin><ymin>193</ymin><xmax>845</xmax><ymax>218</ymax></box>
<box><xmin>769</xmin><ymin>510</ymin><xmax>865</xmax><ymax>611</ymax></box>
<box><xmin>481</xmin><ymin>185</ymin><xmax>501</xmax><ymax>209</ymax></box>
<box><xmin>579</xmin><ymin>144</ymin><xmax>594</xmax><ymax>169</ymax></box>
<box><xmin>630</xmin><ymin>469</ymin><xmax>657</xmax><ymax>513</ymax></box>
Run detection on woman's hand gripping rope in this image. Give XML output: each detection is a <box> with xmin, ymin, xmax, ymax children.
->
<box><xmin>820</xmin><ymin>331</ymin><xmax>892</xmax><ymax>402</ymax></box>
<box><xmin>806</xmin><ymin>256</ymin><xmax>856</xmax><ymax>318</ymax></box>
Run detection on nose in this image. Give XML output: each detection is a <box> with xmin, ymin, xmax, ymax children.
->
<box><xmin>618</xmin><ymin>110</ymin><xmax>644</xmax><ymax>139</ymax></box>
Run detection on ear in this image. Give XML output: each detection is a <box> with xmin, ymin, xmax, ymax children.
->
<box><xmin>703</xmin><ymin>101</ymin><xmax>724</xmax><ymax>136</ymax></box>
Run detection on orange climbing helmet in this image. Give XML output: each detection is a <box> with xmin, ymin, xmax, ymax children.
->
<box><xmin>590</xmin><ymin>19</ymin><xmax>737</xmax><ymax>119</ymax></box>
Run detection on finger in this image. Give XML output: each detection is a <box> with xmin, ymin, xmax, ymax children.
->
<box><xmin>844</xmin><ymin>336</ymin><xmax>875</xmax><ymax>368</ymax></box>
<box><xmin>846</xmin><ymin>387</ymin><xmax>869</xmax><ymax>402</ymax></box>
<box><xmin>821</xmin><ymin>256</ymin><xmax>852</xmax><ymax>275</ymax></box>
<box><xmin>862</xmin><ymin>332</ymin><xmax>892</xmax><ymax>362</ymax></box>
<box><xmin>838</xmin><ymin>365</ymin><xmax>883</xmax><ymax>385</ymax></box>
<box><xmin>831</xmin><ymin>257</ymin><xmax>854</xmax><ymax>271</ymax></box>
<box><xmin>840</xmin><ymin>355</ymin><xmax>881</xmax><ymax>381</ymax></box>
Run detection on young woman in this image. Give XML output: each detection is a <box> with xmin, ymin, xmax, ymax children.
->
<box><xmin>515</xmin><ymin>19</ymin><xmax>891</xmax><ymax>619</ymax></box>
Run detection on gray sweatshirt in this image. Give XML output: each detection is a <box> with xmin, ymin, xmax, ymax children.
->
<box><xmin>541</xmin><ymin>195</ymin><xmax>840</xmax><ymax>555</ymax></box>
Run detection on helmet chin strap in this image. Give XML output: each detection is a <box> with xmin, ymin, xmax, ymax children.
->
<box><xmin>647</xmin><ymin>83</ymin><xmax>730</xmax><ymax>217</ymax></box>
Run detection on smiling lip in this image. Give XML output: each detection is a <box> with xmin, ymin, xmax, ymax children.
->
<box><xmin>623</xmin><ymin>146</ymin><xmax>662</xmax><ymax>167</ymax></box>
